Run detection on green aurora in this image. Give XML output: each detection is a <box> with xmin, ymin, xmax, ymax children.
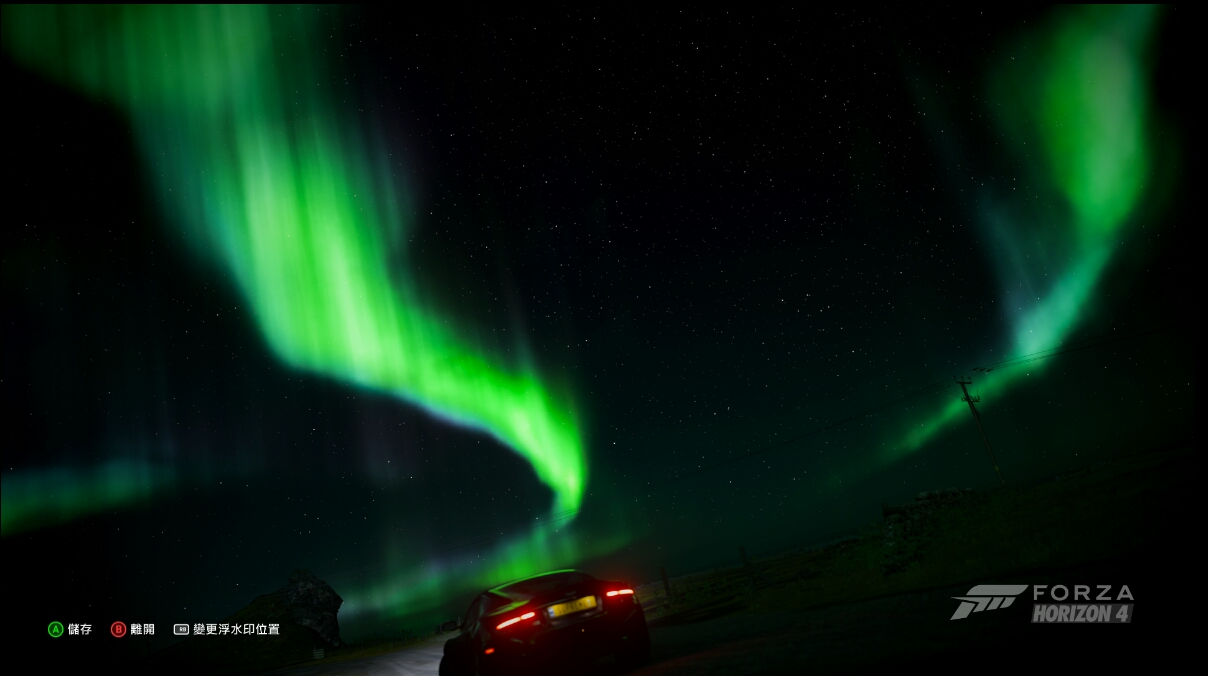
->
<box><xmin>1</xmin><ymin>4</ymin><xmax>1174</xmax><ymax>622</ymax></box>
<box><xmin>882</xmin><ymin>5</ymin><xmax>1164</xmax><ymax>464</ymax></box>
<box><xmin>1</xmin><ymin>5</ymin><xmax>592</xmax><ymax>605</ymax></box>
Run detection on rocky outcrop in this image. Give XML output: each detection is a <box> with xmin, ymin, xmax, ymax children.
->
<box><xmin>280</xmin><ymin>569</ymin><xmax>345</xmax><ymax>647</ymax></box>
<box><xmin>152</xmin><ymin>569</ymin><xmax>346</xmax><ymax>674</ymax></box>
<box><xmin>881</xmin><ymin>488</ymin><xmax>978</xmax><ymax>574</ymax></box>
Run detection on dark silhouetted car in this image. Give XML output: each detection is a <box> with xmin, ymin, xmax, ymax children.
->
<box><xmin>439</xmin><ymin>569</ymin><xmax>650</xmax><ymax>675</ymax></box>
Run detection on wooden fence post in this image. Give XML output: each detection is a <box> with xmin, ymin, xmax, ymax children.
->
<box><xmin>660</xmin><ymin>566</ymin><xmax>673</xmax><ymax>607</ymax></box>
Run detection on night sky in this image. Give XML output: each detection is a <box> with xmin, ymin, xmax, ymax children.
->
<box><xmin>3</xmin><ymin>6</ymin><xmax>1194</xmax><ymax>646</ymax></box>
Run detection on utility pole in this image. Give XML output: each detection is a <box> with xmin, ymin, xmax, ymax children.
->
<box><xmin>956</xmin><ymin>378</ymin><xmax>1005</xmax><ymax>486</ymax></box>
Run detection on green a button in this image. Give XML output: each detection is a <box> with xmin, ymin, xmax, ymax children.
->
<box><xmin>48</xmin><ymin>621</ymin><xmax>65</xmax><ymax>638</ymax></box>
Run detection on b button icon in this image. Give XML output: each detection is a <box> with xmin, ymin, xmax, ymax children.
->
<box><xmin>110</xmin><ymin>621</ymin><xmax>127</xmax><ymax>638</ymax></box>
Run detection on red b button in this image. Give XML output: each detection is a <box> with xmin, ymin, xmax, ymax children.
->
<box><xmin>110</xmin><ymin>621</ymin><xmax>127</xmax><ymax>638</ymax></box>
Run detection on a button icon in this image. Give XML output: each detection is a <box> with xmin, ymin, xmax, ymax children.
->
<box><xmin>110</xmin><ymin>621</ymin><xmax>127</xmax><ymax>638</ymax></box>
<box><xmin>174</xmin><ymin>624</ymin><xmax>190</xmax><ymax>636</ymax></box>
<box><xmin>48</xmin><ymin>621</ymin><xmax>64</xmax><ymax>638</ymax></box>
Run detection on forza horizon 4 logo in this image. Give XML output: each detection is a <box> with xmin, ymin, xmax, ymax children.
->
<box><xmin>950</xmin><ymin>584</ymin><xmax>1134</xmax><ymax>623</ymax></box>
<box><xmin>949</xmin><ymin>585</ymin><xmax>1028</xmax><ymax>620</ymax></box>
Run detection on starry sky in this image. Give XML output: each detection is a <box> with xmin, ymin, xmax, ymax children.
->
<box><xmin>2</xmin><ymin>6</ymin><xmax>1194</xmax><ymax>645</ymax></box>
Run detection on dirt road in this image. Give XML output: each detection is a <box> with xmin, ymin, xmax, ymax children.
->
<box><xmin>262</xmin><ymin>635</ymin><xmax>447</xmax><ymax>676</ymax></box>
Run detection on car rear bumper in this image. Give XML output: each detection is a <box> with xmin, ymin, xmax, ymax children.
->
<box><xmin>480</xmin><ymin>607</ymin><xmax>647</xmax><ymax>673</ymax></box>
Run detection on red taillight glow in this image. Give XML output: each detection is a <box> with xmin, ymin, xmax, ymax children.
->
<box><xmin>606</xmin><ymin>589</ymin><xmax>634</xmax><ymax>597</ymax></box>
<box><xmin>495</xmin><ymin>611</ymin><xmax>536</xmax><ymax>630</ymax></box>
<box><xmin>484</xmin><ymin>648</ymin><xmax>495</xmax><ymax>655</ymax></box>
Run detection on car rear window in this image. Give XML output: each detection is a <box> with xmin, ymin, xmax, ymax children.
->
<box><xmin>499</xmin><ymin>571</ymin><xmax>591</xmax><ymax>595</ymax></box>
<box><xmin>465</xmin><ymin>592</ymin><xmax>512</xmax><ymax>626</ymax></box>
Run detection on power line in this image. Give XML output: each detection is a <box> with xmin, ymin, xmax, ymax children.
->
<box><xmin>206</xmin><ymin>316</ymin><xmax>1186</xmax><ymax>611</ymax></box>
<box><xmin>970</xmin><ymin>317</ymin><xmax>1184</xmax><ymax>373</ymax></box>
<box><xmin>652</xmin><ymin>316</ymin><xmax>1186</xmax><ymax>487</ymax></box>
<box><xmin>651</xmin><ymin>377</ymin><xmax>954</xmax><ymax>488</ymax></box>
<box><xmin>325</xmin><ymin>319</ymin><xmax>1184</xmax><ymax>588</ymax></box>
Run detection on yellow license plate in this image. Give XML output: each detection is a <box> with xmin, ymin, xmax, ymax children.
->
<box><xmin>547</xmin><ymin>595</ymin><xmax>597</xmax><ymax>618</ymax></box>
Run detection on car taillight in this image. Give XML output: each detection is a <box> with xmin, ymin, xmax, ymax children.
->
<box><xmin>495</xmin><ymin>611</ymin><xmax>536</xmax><ymax>630</ymax></box>
<box><xmin>605</xmin><ymin>589</ymin><xmax>634</xmax><ymax>597</ymax></box>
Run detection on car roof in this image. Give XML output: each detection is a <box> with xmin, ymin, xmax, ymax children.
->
<box><xmin>487</xmin><ymin>569</ymin><xmax>589</xmax><ymax>594</ymax></box>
